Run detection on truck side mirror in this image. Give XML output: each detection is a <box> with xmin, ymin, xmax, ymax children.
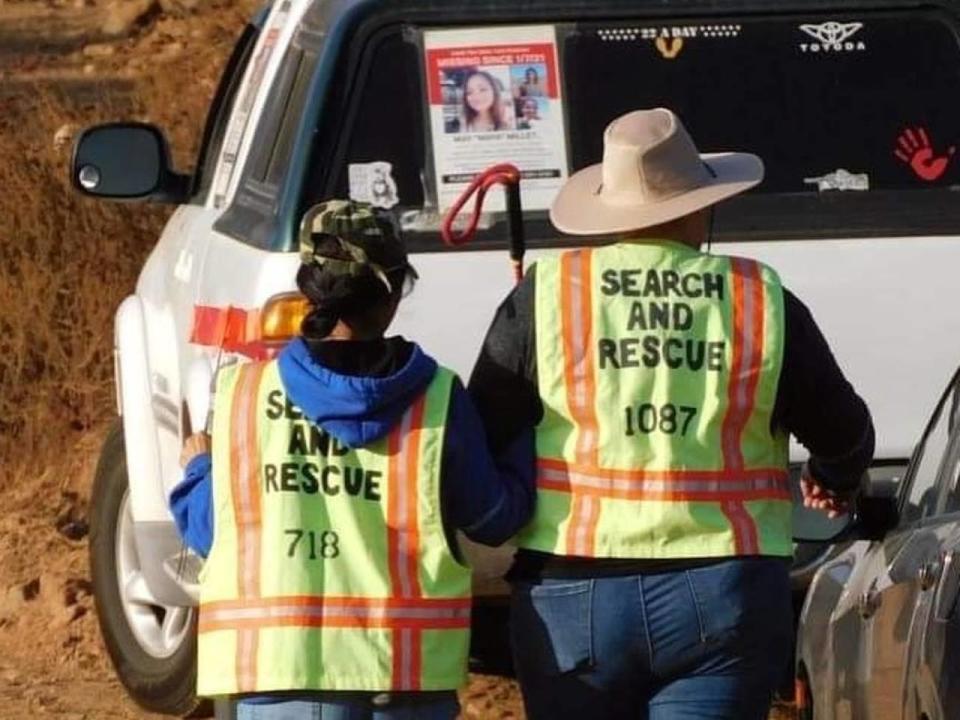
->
<box><xmin>71</xmin><ymin>122</ymin><xmax>190</xmax><ymax>203</ymax></box>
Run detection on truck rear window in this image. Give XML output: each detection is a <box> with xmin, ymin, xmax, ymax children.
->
<box><xmin>317</xmin><ymin>10</ymin><xmax>960</xmax><ymax>250</ymax></box>
<box><xmin>566</xmin><ymin>13</ymin><xmax>960</xmax><ymax>194</ymax></box>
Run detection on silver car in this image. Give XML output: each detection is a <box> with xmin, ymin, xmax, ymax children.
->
<box><xmin>797</xmin><ymin>368</ymin><xmax>960</xmax><ymax>720</ymax></box>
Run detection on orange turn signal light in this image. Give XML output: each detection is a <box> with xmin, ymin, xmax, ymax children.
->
<box><xmin>260</xmin><ymin>292</ymin><xmax>310</xmax><ymax>343</ymax></box>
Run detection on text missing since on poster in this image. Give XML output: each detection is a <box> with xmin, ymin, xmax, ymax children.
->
<box><xmin>597</xmin><ymin>268</ymin><xmax>726</xmax><ymax>372</ymax></box>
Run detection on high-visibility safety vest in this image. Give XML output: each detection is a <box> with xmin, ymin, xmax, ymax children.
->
<box><xmin>518</xmin><ymin>241</ymin><xmax>791</xmax><ymax>559</ymax></box>
<box><xmin>197</xmin><ymin>360</ymin><xmax>471</xmax><ymax>696</ymax></box>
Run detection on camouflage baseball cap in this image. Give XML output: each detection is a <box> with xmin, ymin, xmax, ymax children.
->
<box><xmin>298</xmin><ymin>199</ymin><xmax>414</xmax><ymax>292</ymax></box>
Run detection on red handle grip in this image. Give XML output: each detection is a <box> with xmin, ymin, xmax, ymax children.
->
<box><xmin>441</xmin><ymin>163</ymin><xmax>521</xmax><ymax>247</ymax></box>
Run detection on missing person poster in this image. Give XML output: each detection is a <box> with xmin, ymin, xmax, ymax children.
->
<box><xmin>424</xmin><ymin>25</ymin><xmax>570</xmax><ymax>212</ymax></box>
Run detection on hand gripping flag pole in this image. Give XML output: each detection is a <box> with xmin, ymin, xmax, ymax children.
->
<box><xmin>441</xmin><ymin>163</ymin><xmax>526</xmax><ymax>284</ymax></box>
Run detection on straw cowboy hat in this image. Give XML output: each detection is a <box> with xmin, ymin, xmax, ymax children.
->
<box><xmin>550</xmin><ymin>108</ymin><xmax>764</xmax><ymax>236</ymax></box>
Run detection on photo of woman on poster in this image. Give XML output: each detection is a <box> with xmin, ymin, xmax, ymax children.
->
<box><xmin>520</xmin><ymin>66</ymin><xmax>545</xmax><ymax>97</ymax></box>
<box><xmin>517</xmin><ymin>97</ymin><xmax>545</xmax><ymax>130</ymax></box>
<box><xmin>461</xmin><ymin>69</ymin><xmax>514</xmax><ymax>132</ymax></box>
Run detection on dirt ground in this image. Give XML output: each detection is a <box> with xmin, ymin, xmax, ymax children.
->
<box><xmin>0</xmin><ymin>2</ymin><xmax>793</xmax><ymax>718</ymax></box>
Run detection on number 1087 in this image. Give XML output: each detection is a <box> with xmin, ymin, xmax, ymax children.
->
<box><xmin>624</xmin><ymin>404</ymin><xmax>698</xmax><ymax>437</ymax></box>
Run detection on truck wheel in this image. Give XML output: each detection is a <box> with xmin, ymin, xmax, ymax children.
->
<box><xmin>89</xmin><ymin>422</ymin><xmax>206</xmax><ymax>716</ymax></box>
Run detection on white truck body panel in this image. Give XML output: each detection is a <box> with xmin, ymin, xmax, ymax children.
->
<box><xmin>116</xmin><ymin>295</ymin><xmax>166</xmax><ymax>523</ymax></box>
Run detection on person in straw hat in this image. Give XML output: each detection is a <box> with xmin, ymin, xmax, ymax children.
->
<box><xmin>468</xmin><ymin>109</ymin><xmax>874</xmax><ymax>719</ymax></box>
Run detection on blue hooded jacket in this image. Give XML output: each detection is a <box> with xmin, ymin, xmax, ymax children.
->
<box><xmin>170</xmin><ymin>338</ymin><xmax>535</xmax><ymax>559</ymax></box>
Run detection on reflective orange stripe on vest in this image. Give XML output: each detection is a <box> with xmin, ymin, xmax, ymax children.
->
<box><xmin>229</xmin><ymin>362</ymin><xmax>266</xmax><ymax>692</ymax></box>
<box><xmin>720</xmin><ymin>257</ymin><xmax>768</xmax><ymax>555</ymax></box>
<box><xmin>560</xmin><ymin>249</ymin><xmax>602</xmax><ymax>557</ymax></box>
<box><xmin>537</xmin><ymin>458</ymin><xmax>790</xmax><ymax>502</ymax></box>
<box><xmin>556</xmin><ymin>251</ymin><xmax>785</xmax><ymax>556</ymax></box>
<box><xmin>200</xmin><ymin>596</ymin><xmax>472</xmax><ymax>632</ymax></box>
<box><xmin>386</xmin><ymin>395</ymin><xmax>425</xmax><ymax>690</ymax></box>
<box><xmin>204</xmin><ymin>364</ymin><xmax>439</xmax><ymax>692</ymax></box>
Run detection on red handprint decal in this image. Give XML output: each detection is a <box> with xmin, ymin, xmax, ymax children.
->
<box><xmin>894</xmin><ymin>127</ymin><xmax>955</xmax><ymax>182</ymax></box>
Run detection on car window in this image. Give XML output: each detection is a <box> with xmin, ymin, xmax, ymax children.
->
<box><xmin>305</xmin><ymin>30</ymin><xmax>428</xmax><ymax>235</ymax></box>
<box><xmin>215</xmin><ymin>16</ymin><xmax>322</xmax><ymax>249</ymax></box>
<box><xmin>304</xmin><ymin>11</ymin><xmax>960</xmax><ymax>254</ymax></box>
<box><xmin>934</xmin><ymin>388</ymin><xmax>960</xmax><ymax>515</ymax></box>
<box><xmin>565</xmin><ymin>13</ymin><xmax>960</xmax><ymax>195</ymax></box>
<box><xmin>247</xmin><ymin>42</ymin><xmax>311</xmax><ymax>188</ymax></box>
<box><xmin>901</xmin><ymin>375</ymin><xmax>960</xmax><ymax>524</ymax></box>
<box><xmin>935</xmin><ymin>436</ymin><xmax>960</xmax><ymax>516</ymax></box>
<box><xmin>191</xmin><ymin>18</ymin><xmax>263</xmax><ymax>201</ymax></box>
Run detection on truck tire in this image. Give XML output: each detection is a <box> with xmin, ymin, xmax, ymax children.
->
<box><xmin>89</xmin><ymin>422</ymin><xmax>206</xmax><ymax>717</ymax></box>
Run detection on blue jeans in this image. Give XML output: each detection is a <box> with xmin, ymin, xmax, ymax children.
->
<box><xmin>510</xmin><ymin>558</ymin><xmax>792</xmax><ymax>720</ymax></box>
<box><xmin>230</xmin><ymin>692</ymin><xmax>459</xmax><ymax>720</ymax></box>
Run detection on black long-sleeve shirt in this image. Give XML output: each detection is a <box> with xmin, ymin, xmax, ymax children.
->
<box><xmin>468</xmin><ymin>263</ymin><xmax>875</xmax><ymax>579</ymax></box>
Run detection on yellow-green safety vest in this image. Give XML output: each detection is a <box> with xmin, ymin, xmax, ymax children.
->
<box><xmin>197</xmin><ymin>360</ymin><xmax>471</xmax><ymax>696</ymax></box>
<box><xmin>518</xmin><ymin>241</ymin><xmax>791</xmax><ymax>559</ymax></box>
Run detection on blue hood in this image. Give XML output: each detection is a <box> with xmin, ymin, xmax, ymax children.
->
<box><xmin>276</xmin><ymin>338</ymin><xmax>437</xmax><ymax>447</ymax></box>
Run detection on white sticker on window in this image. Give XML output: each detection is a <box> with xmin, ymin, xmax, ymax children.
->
<box><xmin>798</xmin><ymin>21</ymin><xmax>867</xmax><ymax>54</ymax></box>
<box><xmin>348</xmin><ymin>161</ymin><xmax>400</xmax><ymax>209</ymax></box>
<box><xmin>803</xmin><ymin>169</ymin><xmax>870</xmax><ymax>192</ymax></box>
<box><xmin>423</xmin><ymin>25</ymin><xmax>570</xmax><ymax>212</ymax></box>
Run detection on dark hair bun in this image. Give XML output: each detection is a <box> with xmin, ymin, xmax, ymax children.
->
<box><xmin>296</xmin><ymin>234</ymin><xmax>407</xmax><ymax>340</ymax></box>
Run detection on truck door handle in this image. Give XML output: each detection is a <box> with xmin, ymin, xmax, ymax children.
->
<box><xmin>858</xmin><ymin>587</ymin><xmax>881</xmax><ymax>619</ymax></box>
<box><xmin>934</xmin><ymin>550</ymin><xmax>960</xmax><ymax>622</ymax></box>
<box><xmin>919</xmin><ymin>560</ymin><xmax>943</xmax><ymax>591</ymax></box>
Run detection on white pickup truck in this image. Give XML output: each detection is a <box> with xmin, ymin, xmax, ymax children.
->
<box><xmin>73</xmin><ymin>0</ymin><xmax>960</xmax><ymax>713</ymax></box>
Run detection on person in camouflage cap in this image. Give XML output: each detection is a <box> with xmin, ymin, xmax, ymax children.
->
<box><xmin>174</xmin><ymin>199</ymin><xmax>535</xmax><ymax>720</ymax></box>
<box><xmin>299</xmin><ymin>199</ymin><xmax>417</xmax><ymax>296</ymax></box>
<box><xmin>292</xmin><ymin>198</ymin><xmax>419</xmax><ymax>340</ymax></box>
